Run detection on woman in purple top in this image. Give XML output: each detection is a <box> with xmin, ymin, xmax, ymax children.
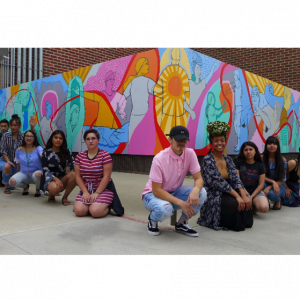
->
<box><xmin>9</xmin><ymin>130</ymin><xmax>43</xmax><ymax>196</ymax></box>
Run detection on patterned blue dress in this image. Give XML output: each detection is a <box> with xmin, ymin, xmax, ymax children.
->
<box><xmin>197</xmin><ymin>152</ymin><xmax>252</xmax><ymax>231</ymax></box>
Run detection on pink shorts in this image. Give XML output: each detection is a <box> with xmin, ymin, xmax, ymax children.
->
<box><xmin>75</xmin><ymin>189</ymin><xmax>114</xmax><ymax>205</ymax></box>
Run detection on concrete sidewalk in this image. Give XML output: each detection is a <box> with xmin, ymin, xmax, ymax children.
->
<box><xmin>0</xmin><ymin>172</ymin><xmax>299</xmax><ymax>255</ymax></box>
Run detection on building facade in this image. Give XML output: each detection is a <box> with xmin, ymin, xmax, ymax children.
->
<box><xmin>0</xmin><ymin>48</ymin><xmax>299</xmax><ymax>173</ymax></box>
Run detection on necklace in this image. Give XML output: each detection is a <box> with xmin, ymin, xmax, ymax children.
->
<box><xmin>25</xmin><ymin>145</ymin><xmax>33</xmax><ymax>178</ymax></box>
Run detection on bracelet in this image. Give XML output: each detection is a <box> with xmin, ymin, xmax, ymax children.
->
<box><xmin>94</xmin><ymin>191</ymin><xmax>100</xmax><ymax>195</ymax></box>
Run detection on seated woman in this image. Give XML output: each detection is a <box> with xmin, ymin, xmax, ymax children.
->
<box><xmin>235</xmin><ymin>141</ymin><xmax>269</xmax><ymax>213</ymax></box>
<box><xmin>197</xmin><ymin>121</ymin><xmax>253</xmax><ymax>231</ymax></box>
<box><xmin>40</xmin><ymin>130</ymin><xmax>76</xmax><ymax>205</ymax></box>
<box><xmin>74</xmin><ymin>129</ymin><xmax>114</xmax><ymax>218</ymax></box>
<box><xmin>281</xmin><ymin>149</ymin><xmax>300</xmax><ymax>207</ymax></box>
<box><xmin>9</xmin><ymin>130</ymin><xmax>43</xmax><ymax>196</ymax></box>
<box><xmin>262</xmin><ymin>136</ymin><xmax>286</xmax><ymax>210</ymax></box>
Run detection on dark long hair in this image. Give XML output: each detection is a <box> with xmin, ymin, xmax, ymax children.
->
<box><xmin>21</xmin><ymin>130</ymin><xmax>40</xmax><ymax>148</ymax></box>
<box><xmin>46</xmin><ymin>130</ymin><xmax>69</xmax><ymax>165</ymax></box>
<box><xmin>262</xmin><ymin>136</ymin><xmax>285</xmax><ymax>181</ymax></box>
<box><xmin>236</xmin><ymin>141</ymin><xmax>262</xmax><ymax>163</ymax></box>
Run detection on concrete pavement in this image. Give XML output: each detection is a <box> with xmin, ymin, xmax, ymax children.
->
<box><xmin>0</xmin><ymin>172</ymin><xmax>300</xmax><ymax>255</ymax></box>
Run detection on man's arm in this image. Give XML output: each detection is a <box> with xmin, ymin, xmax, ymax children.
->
<box><xmin>187</xmin><ymin>171</ymin><xmax>203</xmax><ymax>206</ymax></box>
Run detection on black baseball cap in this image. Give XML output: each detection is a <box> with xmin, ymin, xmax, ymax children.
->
<box><xmin>166</xmin><ymin>126</ymin><xmax>190</xmax><ymax>141</ymax></box>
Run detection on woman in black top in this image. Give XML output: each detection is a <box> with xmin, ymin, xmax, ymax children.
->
<box><xmin>40</xmin><ymin>130</ymin><xmax>76</xmax><ymax>205</ymax></box>
<box><xmin>281</xmin><ymin>148</ymin><xmax>300</xmax><ymax>207</ymax></box>
<box><xmin>235</xmin><ymin>142</ymin><xmax>269</xmax><ymax>213</ymax></box>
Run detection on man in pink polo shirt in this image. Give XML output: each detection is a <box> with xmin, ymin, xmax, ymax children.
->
<box><xmin>142</xmin><ymin>126</ymin><xmax>207</xmax><ymax>236</ymax></box>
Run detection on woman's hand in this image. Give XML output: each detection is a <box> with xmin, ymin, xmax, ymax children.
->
<box><xmin>7</xmin><ymin>161</ymin><xmax>15</xmax><ymax>168</ymax></box>
<box><xmin>89</xmin><ymin>192</ymin><xmax>99</xmax><ymax>203</ymax></box>
<box><xmin>242</xmin><ymin>194</ymin><xmax>252</xmax><ymax>211</ymax></box>
<box><xmin>236</xmin><ymin>196</ymin><xmax>246</xmax><ymax>211</ymax></box>
<box><xmin>272</xmin><ymin>181</ymin><xmax>280</xmax><ymax>196</ymax></box>
<box><xmin>285</xmin><ymin>188</ymin><xmax>292</xmax><ymax>198</ymax></box>
<box><xmin>81</xmin><ymin>192</ymin><xmax>91</xmax><ymax>204</ymax></box>
<box><xmin>54</xmin><ymin>178</ymin><xmax>64</xmax><ymax>191</ymax></box>
<box><xmin>263</xmin><ymin>185</ymin><xmax>272</xmax><ymax>196</ymax></box>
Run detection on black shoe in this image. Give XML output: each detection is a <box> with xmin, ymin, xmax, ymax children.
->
<box><xmin>175</xmin><ymin>221</ymin><xmax>199</xmax><ymax>237</ymax></box>
<box><xmin>22</xmin><ymin>184</ymin><xmax>30</xmax><ymax>196</ymax></box>
<box><xmin>147</xmin><ymin>214</ymin><xmax>160</xmax><ymax>236</ymax></box>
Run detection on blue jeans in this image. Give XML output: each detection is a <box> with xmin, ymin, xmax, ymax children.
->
<box><xmin>264</xmin><ymin>182</ymin><xmax>286</xmax><ymax>203</ymax></box>
<box><xmin>142</xmin><ymin>185</ymin><xmax>207</xmax><ymax>223</ymax></box>
<box><xmin>0</xmin><ymin>157</ymin><xmax>17</xmax><ymax>186</ymax></box>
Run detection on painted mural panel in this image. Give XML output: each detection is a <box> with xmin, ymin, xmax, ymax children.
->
<box><xmin>0</xmin><ymin>48</ymin><xmax>299</xmax><ymax>155</ymax></box>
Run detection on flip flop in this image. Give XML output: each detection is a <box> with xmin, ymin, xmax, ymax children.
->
<box><xmin>48</xmin><ymin>197</ymin><xmax>56</xmax><ymax>203</ymax></box>
<box><xmin>62</xmin><ymin>198</ymin><xmax>73</xmax><ymax>206</ymax></box>
<box><xmin>4</xmin><ymin>187</ymin><xmax>11</xmax><ymax>194</ymax></box>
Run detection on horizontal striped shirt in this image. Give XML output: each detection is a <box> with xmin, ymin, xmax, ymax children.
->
<box><xmin>74</xmin><ymin>149</ymin><xmax>112</xmax><ymax>192</ymax></box>
<box><xmin>1</xmin><ymin>131</ymin><xmax>24</xmax><ymax>162</ymax></box>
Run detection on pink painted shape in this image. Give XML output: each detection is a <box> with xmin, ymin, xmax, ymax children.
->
<box><xmin>250</xmin><ymin>129</ymin><xmax>263</xmax><ymax>153</ymax></box>
<box><xmin>84</xmin><ymin>56</ymin><xmax>133</xmax><ymax>92</ymax></box>
<box><xmin>128</xmin><ymin>95</ymin><xmax>156</xmax><ymax>155</ymax></box>
<box><xmin>291</xmin><ymin>90</ymin><xmax>300</xmax><ymax>103</ymax></box>
<box><xmin>187</xmin><ymin>63</ymin><xmax>238</xmax><ymax>149</ymax></box>
<box><xmin>41</xmin><ymin>90</ymin><xmax>58</xmax><ymax>119</ymax></box>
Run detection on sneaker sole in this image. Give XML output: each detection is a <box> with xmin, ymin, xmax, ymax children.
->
<box><xmin>175</xmin><ymin>230</ymin><xmax>198</xmax><ymax>237</ymax></box>
<box><xmin>147</xmin><ymin>229</ymin><xmax>160</xmax><ymax>236</ymax></box>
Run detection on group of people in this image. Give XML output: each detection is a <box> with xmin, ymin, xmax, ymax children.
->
<box><xmin>143</xmin><ymin>121</ymin><xmax>300</xmax><ymax>236</ymax></box>
<box><xmin>0</xmin><ymin>114</ymin><xmax>117</xmax><ymax>219</ymax></box>
<box><xmin>0</xmin><ymin>115</ymin><xmax>299</xmax><ymax>236</ymax></box>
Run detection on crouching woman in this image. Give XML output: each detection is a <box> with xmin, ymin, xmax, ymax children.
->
<box><xmin>74</xmin><ymin>129</ymin><xmax>114</xmax><ymax>218</ymax></box>
<box><xmin>9</xmin><ymin>130</ymin><xmax>43</xmax><ymax>196</ymax></box>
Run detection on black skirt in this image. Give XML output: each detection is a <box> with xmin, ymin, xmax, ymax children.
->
<box><xmin>219</xmin><ymin>192</ymin><xmax>253</xmax><ymax>231</ymax></box>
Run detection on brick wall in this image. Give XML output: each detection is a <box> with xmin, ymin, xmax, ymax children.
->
<box><xmin>42</xmin><ymin>48</ymin><xmax>154</xmax><ymax>78</ymax></box>
<box><xmin>191</xmin><ymin>48</ymin><xmax>300</xmax><ymax>91</ymax></box>
<box><xmin>2</xmin><ymin>48</ymin><xmax>300</xmax><ymax>91</ymax></box>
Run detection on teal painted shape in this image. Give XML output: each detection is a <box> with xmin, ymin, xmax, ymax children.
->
<box><xmin>65</xmin><ymin>76</ymin><xmax>85</xmax><ymax>151</ymax></box>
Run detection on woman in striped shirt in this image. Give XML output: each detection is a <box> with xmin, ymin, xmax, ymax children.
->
<box><xmin>74</xmin><ymin>129</ymin><xmax>114</xmax><ymax>218</ymax></box>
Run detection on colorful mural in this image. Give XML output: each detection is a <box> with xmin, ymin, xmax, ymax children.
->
<box><xmin>0</xmin><ymin>48</ymin><xmax>299</xmax><ymax>155</ymax></box>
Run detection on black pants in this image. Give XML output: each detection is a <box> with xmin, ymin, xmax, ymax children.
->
<box><xmin>219</xmin><ymin>192</ymin><xmax>253</xmax><ymax>231</ymax></box>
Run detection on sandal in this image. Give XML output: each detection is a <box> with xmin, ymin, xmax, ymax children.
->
<box><xmin>61</xmin><ymin>198</ymin><xmax>73</xmax><ymax>206</ymax></box>
<box><xmin>35</xmin><ymin>190</ymin><xmax>41</xmax><ymax>197</ymax></box>
<box><xmin>22</xmin><ymin>184</ymin><xmax>30</xmax><ymax>196</ymax></box>
<box><xmin>48</xmin><ymin>196</ymin><xmax>56</xmax><ymax>203</ymax></box>
<box><xmin>4</xmin><ymin>187</ymin><xmax>11</xmax><ymax>194</ymax></box>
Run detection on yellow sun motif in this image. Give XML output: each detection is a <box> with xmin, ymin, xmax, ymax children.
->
<box><xmin>154</xmin><ymin>65</ymin><xmax>190</xmax><ymax>135</ymax></box>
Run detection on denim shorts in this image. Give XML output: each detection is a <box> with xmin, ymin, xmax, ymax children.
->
<box><xmin>253</xmin><ymin>192</ymin><xmax>267</xmax><ymax>199</ymax></box>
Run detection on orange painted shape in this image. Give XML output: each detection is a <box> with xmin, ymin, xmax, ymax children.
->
<box><xmin>219</xmin><ymin>82</ymin><xmax>233</xmax><ymax>114</ymax></box>
<box><xmin>258</xmin><ymin>119</ymin><xmax>264</xmax><ymax>134</ymax></box>
<box><xmin>168</xmin><ymin>76</ymin><xmax>182</xmax><ymax>97</ymax></box>
<box><xmin>84</xmin><ymin>98</ymin><xmax>99</xmax><ymax>126</ymax></box>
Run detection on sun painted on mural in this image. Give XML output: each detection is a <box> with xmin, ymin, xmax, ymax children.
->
<box><xmin>0</xmin><ymin>48</ymin><xmax>299</xmax><ymax>155</ymax></box>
